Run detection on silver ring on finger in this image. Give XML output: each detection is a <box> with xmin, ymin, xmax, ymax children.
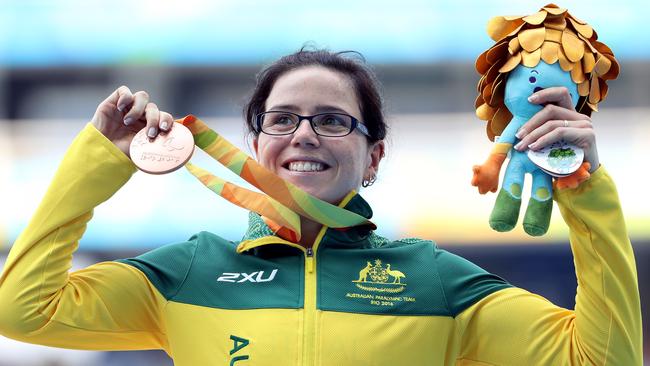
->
<box><xmin>563</xmin><ymin>120</ymin><xmax>569</xmax><ymax>128</ymax></box>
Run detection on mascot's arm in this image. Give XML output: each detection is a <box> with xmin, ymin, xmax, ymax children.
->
<box><xmin>456</xmin><ymin>167</ymin><xmax>642</xmax><ymax>365</ymax></box>
<box><xmin>471</xmin><ymin>143</ymin><xmax>510</xmax><ymax>194</ymax></box>
<box><xmin>472</xmin><ymin>117</ymin><xmax>520</xmax><ymax>194</ymax></box>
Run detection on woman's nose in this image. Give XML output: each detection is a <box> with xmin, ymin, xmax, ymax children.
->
<box><xmin>291</xmin><ymin>119</ymin><xmax>320</xmax><ymax>147</ymax></box>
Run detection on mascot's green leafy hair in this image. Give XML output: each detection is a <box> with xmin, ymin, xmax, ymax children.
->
<box><xmin>471</xmin><ymin>4</ymin><xmax>619</xmax><ymax>236</ymax></box>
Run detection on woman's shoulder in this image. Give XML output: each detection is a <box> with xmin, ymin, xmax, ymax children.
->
<box><xmin>370</xmin><ymin>233</ymin><xmax>513</xmax><ymax>316</ymax></box>
<box><xmin>432</xmin><ymin>246</ymin><xmax>513</xmax><ymax>316</ymax></box>
<box><xmin>367</xmin><ymin>232</ymin><xmax>435</xmax><ymax>248</ymax></box>
<box><xmin>113</xmin><ymin>231</ymin><xmax>239</xmax><ymax>298</ymax></box>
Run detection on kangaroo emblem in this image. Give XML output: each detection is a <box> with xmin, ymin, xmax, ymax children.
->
<box><xmin>352</xmin><ymin>259</ymin><xmax>407</xmax><ymax>290</ymax></box>
<box><xmin>357</xmin><ymin>261</ymin><xmax>372</xmax><ymax>282</ymax></box>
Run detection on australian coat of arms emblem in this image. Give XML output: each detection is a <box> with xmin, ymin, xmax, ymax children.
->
<box><xmin>352</xmin><ymin>259</ymin><xmax>407</xmax><ymax>293</ymax></box>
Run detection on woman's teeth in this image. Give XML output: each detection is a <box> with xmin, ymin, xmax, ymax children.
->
<box><xmin>288</xmin><ymin>161</ymin><xmax>325</xmax><ymax>172</ymax></box>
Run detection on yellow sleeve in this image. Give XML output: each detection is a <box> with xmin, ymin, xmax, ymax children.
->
<box><xmin>0</xmin><ymin>123</ymin><xmax>169</xmax><ymax>352</ymax></box>
<box><xmin>454</xmin><ymin>166</ymin><xmax>643</xmax><ymax>365</ymax></box>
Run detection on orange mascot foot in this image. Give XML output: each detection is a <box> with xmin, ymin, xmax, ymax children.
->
<box><xmin>555</xmin><ymin>162</ymin><xmax>591</xmax><ymax>190</ymax></box>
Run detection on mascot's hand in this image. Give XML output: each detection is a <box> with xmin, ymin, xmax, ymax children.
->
<box><xmin>471</xmin><ymin>153</ymin><xmax>506</xmax><ymax>194</ymax></box>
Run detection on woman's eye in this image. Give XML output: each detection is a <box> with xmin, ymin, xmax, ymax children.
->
<box><xmin>275</xmin><ymin>116</ymin><xmax>294</xmax><ymax>125</ymax></box>
<box><xmin>529</xmin><ymin>76</ymin><xmax>537</xmax><ymax>83</ymax></box>
<box><xmin>321</xmin><ymin>116</ymin><xmax>343</xmax><ymax>125</ymax></box>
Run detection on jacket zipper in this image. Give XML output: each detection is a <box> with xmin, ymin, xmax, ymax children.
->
<box><xmin>302</xmin><ymin>228</ymin><xmax>326</xmax><ymax>366</ymax></box>
<box><xmin>305</xmin><ymin>247</ymin><xmax>314</xmax><ymax>272</ymax></box>
<box><xmin>236</xmin><ymin>213</ymin><xmax>353</xmax><ymax>365</ymax></box>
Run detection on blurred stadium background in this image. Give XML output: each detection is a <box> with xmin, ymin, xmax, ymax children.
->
<box><xmin>0</xmin><ymin>1</ymin><xmax>648</xmax><ymax>365</ymax></box>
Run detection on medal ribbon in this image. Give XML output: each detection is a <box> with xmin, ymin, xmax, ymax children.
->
<box><xmin>178</xmin><ymin>115</ymin><xmax>375</xmax><ymax>242</ymax></box>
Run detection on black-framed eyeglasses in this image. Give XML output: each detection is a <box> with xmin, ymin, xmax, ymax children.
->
<box><xmin>255</xmin><ymin>111</ymin><xmax>370</xmax><ymax>137</ymax></box>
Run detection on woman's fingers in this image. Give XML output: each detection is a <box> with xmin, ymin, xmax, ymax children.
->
<box><xmin>159</xmin><ymin>112</ymin><xmax>174</xmax><ymax>133</ymax></box>
<box><xmin>145</xmin><ymin>102</ymin><xmax>160</xmax><ymax>138</ymax></box>
<box><xmin>528</xmin><ymin>86</ymin><xmax>576</xmax><ymax>111</ymax></box>
<box><xmin>123</xmin><ymin>90</ymin><xmax>150</xmax><ymax>126</ymax></box>
<box><xmin>91</xmin><ymin>86</ymin><xmax>174</xmax><ymax>157</ymax></box>
<box><xmin>516</xmin><ymin>104</ymin><xmax>588</xmax><ymax>139</ymax></box>
<box><xmin>144</xmin><ymin>105</ymin><xmax>175</xmax><ymax>139</ymax></box>
<box><xmin>115</xmin><ymin>85</ymin><xmax>134</xmax><ymax>112</ymax></box>
<box><xmin>515</xmin><ymin>118</ymin><xmax>593</xmax><ymax>151</ymax></box>
<box><xmin>512</xmin><ymin>87</ymin><xmax>600</xmax><ymax>172</ymax></box>
<box><xmin>513</xmin><ymin>114</ymin><xmax>599</xmax><ymax>173</ymax></box>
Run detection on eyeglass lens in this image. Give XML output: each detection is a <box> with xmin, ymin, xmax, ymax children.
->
<box><xmin>260</xmin><ymin>112</ymin><xmax>353</xmax><ymax>136</ymax></box>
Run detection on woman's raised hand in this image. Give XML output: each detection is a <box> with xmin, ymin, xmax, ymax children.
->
<box><xmin>91</xmin><ymin>86</ymin><xmax>174</xmax><ymax>158</ymax></box>
<box><xmin>513</xmin><ymin>86</ymin><xmax>598</xmax><ymax>172</ymax></box>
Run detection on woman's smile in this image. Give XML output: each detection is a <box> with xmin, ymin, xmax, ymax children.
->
<box><xmin>286</xmin><ymin>161</ymin><xmax>326</xmax><ymax>172</ymax></box>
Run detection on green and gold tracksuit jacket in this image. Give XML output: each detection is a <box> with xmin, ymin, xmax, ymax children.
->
<box><xmin>0</xmin><ymin>123</ymin><xmax>643</xmax><ymax>365</ymax></box>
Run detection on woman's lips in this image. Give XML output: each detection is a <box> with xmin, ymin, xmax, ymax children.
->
<box><xmin>286</xmin><ymin>161</ymin><xmax>326</xmax><ymax>172</ymax></box>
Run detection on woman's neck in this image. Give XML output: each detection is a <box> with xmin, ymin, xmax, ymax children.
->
<box><xmin>298</xmin><ymin>217</ymin><xmax>324</xmax><ymax>248</ymax></box>
<box><xmin>296</xmin><ymin>192</ymin><xmax>355</xmax><ymax>248</ymax></box>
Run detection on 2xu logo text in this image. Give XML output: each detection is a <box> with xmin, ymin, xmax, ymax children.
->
<box><xmin>217</xmin><ymin>269</ymin><xmax>278</xmax><ymax>283</ymax></box>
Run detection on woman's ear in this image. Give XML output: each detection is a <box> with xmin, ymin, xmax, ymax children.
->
<box><xmin>252</xmin><ymin>138</ymin><xmax>259</xmax><ymax>159</ymax></box>
<box><xmin>365</xmin><ymin>140</ymin><xmax>385</xmax><ymax>178</ymax></box>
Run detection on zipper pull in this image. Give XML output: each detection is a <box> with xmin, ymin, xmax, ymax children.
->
<box><xmin>305</xmin><ymin>247</ymin><xmax>314</xmax><ymax>273</ymax></box>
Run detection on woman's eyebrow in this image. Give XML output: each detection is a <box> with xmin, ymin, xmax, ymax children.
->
<box><xmin>314</xmin><ymin>105</ymin><xmax>349</xmax><ymax>114</ymax></box>
<box><xmin>266</xmin><ymin>104</ymin><xmax>349</xmax><ymax>114</ymax></box>
<box><xmin>267</xmin><ymin>104</ymin><xmax>300</xmax><ymax>112</ymax></box>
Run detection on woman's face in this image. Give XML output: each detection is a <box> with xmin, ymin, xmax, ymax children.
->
<box><xmin>253</xmin><ymin>65</ymin><xmax>384</xmax><ymax>204</ymax></box>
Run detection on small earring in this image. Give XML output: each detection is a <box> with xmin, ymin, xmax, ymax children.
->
<box><xmin>362</xmin><ymin>174</ymin><xmax>377</xmax><ymax>188</ymax></box>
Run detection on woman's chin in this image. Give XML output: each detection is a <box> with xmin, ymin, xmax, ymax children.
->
<box><xmin>278</xmin><ymin>170</ymin><xmax>347</xmax><ymax>204</ymax></box>
<box><xmin>290</xmin><ymin>181</ymin><xmax>327</xmax><ymax>199</ymax></box>
<box><xmin>283</xmin><ymin>179</ymin><xmax>335</xmax><ymax>203</ymax></box>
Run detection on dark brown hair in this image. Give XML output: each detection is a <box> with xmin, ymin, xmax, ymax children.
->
<box><xmin>243</xmin><ymin>47</ymin><xmax>387</xmax><ymax>143</ymax></box>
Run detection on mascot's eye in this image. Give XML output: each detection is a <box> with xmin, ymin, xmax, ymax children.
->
<box><xmin>529</xmin><ymin>76</ymin><xmax>537</xmax><ymax>83</ymax></box>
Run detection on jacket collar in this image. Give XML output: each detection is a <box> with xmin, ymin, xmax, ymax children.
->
<box><xmin>238</xmin><ymin>191</ymin><xmax>382</xmax><ymax>253</ymax></box>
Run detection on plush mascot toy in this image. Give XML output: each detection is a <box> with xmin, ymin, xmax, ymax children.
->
<box><xmin>471</xmin><ymin>4</ymin><xmax>619</xmax><ymax>236</ymax></box>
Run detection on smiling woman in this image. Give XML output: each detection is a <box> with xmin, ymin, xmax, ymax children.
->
<box><xmin>253</xmin><ymin>65</ymin><xmax>384</xmax><ymax>244</ymax></box>
<box><xmin>0</xmin><ymin>47</ymin><xmax>642</xmax><ymax>366</ymax></box>
<box><xmin>255</xmin><ymin>66</ymin><xmax>379</xmax><ymax>197</ymax></box>
<box><xmin>242</xmin><ymin>50</ymin><xmax>388</xmax><ymax>245</ymax></box>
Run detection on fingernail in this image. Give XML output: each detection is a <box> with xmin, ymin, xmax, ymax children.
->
<box><xmin>161</xmin><ymin>121</ymin><xmax>168</xmax><ymax>130</ymax></box>
<box><xmin>528</xmin><ymin>143</ymin><xmax>536</xmax><ymax>150</ymax></box>
<box><xmin>528</xmin><ymin>94</ymin><xmax>538</xmax><ymax>103</ymax></box>
<box><xmin>124</xmin><ymin>117</ymin><xmax>134</xmax><ymax>125</ymax></box>
<box><xmin>515</xmin><ymin>130</ymin><xmax>524</xmax><ymax>139</ymax></box>
<box><xmin>147</xmin><ymin>127</ymin><xmax>157</xmax><ymax>138</ymax></box>
<box><xmin>117</xmin><ymin>104</ymin><xmax>125</xmax><ymax>112</ymax></box>
<box><xmin>514</xmin><ymin>142</ymin><xmax>522</xmax><ymax>150</ymax></box>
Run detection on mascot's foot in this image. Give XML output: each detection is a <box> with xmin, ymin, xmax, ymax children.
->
<box><xmin>555</xmin><ymin>162</ymin><xmax>591</xmax><ymax>190</ymax></box>
<box><xmin>522</xmin><ymin>198</ymin><xmax>553</xmax><ymax>236</ymax></box>
<box><xmin>489</xmin><ymin>189</ymin><xmax>521</xmax><ymax>232</ymax></box>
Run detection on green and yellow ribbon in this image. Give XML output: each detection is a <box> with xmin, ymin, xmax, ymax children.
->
<box><xmin>179</xmin><ymin>115</ymin><xmax>375</xmax><ymax>242</ymax></box>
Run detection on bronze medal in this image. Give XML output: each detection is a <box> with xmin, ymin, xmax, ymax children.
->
<box><xmin>129</xmin><ymin>123</ymin><xmax>195</xmax><ymax>174</ymax></box>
